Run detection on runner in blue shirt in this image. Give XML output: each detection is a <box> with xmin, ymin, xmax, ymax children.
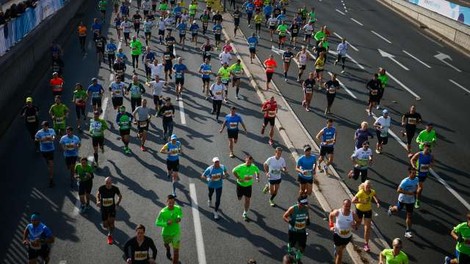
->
<box><xmin>173</xmin><ymin>58</ymin><xmax>188</xmax><ymax>101</ymax></box>
<box><xmin>35</xmin><ymin>121</ymin><xmax>56</xmax><ymax>187</ymax></box>
<box><xmin>212</xmin><ymin>22</ymin><xmax>223</xmax><ymax>49</ymax></box>
<box><xmin>87</xmin><ymin>78</ymin><xmax>105</xmax><ymax>112</ymax></box>
<box><xmin>160</xmin><ymin>134</ymin><xmax>183</xmax><ymax>197</ymax></box>
<box><xmin>105</xmin><ymin>40</ymin><xmax>118</xmax><ymax>71</ymax></box>
<box><xmin>247</xmin><ymin>33</ymin><xmax>258</xmax><ymax>64</ymax></box>
<box><xmin>242</xmin><ymin>0</ymin><xmax>255</xmax><ymax>27</ymax></box>
<box><xmin>315</xmin><ymin>119</ymin><xmax>336</xmax><ymax>174</ymax></box>
<box><xmin>219</xmin><ymin>106</ymin><xmax>247</xmax><ymax>158</ymax></box>
<box><xmin>176</xmin><ymin>21</ymin><xmax>188</xmax><ymax>50</ymax></box>
<box><xmin>201</xmin><ymin>157</ymin><xmax>229</xmax><ymax>220</ymax></box>
<box><xmin>199</xmin><ymin>58</ymin><xmax>213</xmax><ymax>98</ymax></box>
<box><xmin>22</xmin><ymin>213</ymin><xmax>55</xmax><ymax>264</ymax></box>
<box><xmin>91</xmin><ymin>18</ymin><xmax>102</xmax><ymax>40</ymax></box>
<box><xmin>263</xmin><ymin>4</ymin><xmax>273</xmax><ymax>23</ymax></box>
<box><xmin>189</xmin><ymin>20</ymin><xmax>200</xmax><ymax>46</ymax></box>
<box><xmin>296</xmin><ymin>145</ymin><xmax>318</xmax><ymax>196</ymax></box>
<box><xmin>410</xmin><ymin>142</ymin><xmax>434</xmax><ymax>209</ymax></box>
<box><xmin>59</xmin><ymin>126</ymin><xmax>81</xmax><ymax>188</ymax></box>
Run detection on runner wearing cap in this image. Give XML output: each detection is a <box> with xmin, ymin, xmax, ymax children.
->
<box><xmin>97</xmin><ymin>177</ymin><xmax>122</xmax><ymax>245</ymax></box>
<box><xmin>89</xmin><ymin>111</ymin><xmax>108</xmax><ymax>167</ymax></box>
<box><xmin>116</xmin><ymin>106</ymin><xmax>133</xmax><ymax>154</ymax></box>
<box><xmin>50</xmin><ymin>72</ymin><xmax>64</xmax><ymax>97</ymax></box>
<box><xmin>49</xmin><ymin>95</ymin><xmax>69</xmax><ymax>137</ymax></box>
<box><xmin>87</xmin><ymin>78</ymin><xmax>105</xmax><ymax>113</ymax></box>
<box><xmin>316</xmin><ymin>119</ymin><xmax>337</xmax><ymax>174</ymax></box>
<box><xmin>35</xmin><ymin>121</ymin><xmax>56</xmax><ymax>187</ymax></box>
<box><xmin>261</xmin><ymin>96</ymin><xmax>278</xmax><ymax>146</ymax></box>
<box><xmin>263</xmin><ymin>147</ymin><xmax>287</xmax><ymax>207</ymax></box>
<box><xmin>329</xmin><ymin>199</ymin><xmax>360</xmax><ymax>264</ymax></box>
<box><xmin>21</xmin><ymin>97</ymin><xmax>40</xmax><ymax>151</ymax></box>
<box><xmin>160</xmin><ymin>134</ymin><xmax>183</xmax><ymax>197</ymax></box>
<box><xmin>349</xmin><ymin>141</ymin><xmax>373</xmax><ymax>182</ymax></box>
<box><xmin>233</xmin><ymin>155</ymin><xmax>260</xmax><ymax>221</ymax></box>
<box><xmin>156</xmin><ymin>195</ymin><xmax>183</xmax><ymax>264</ymax></box>
<box><xmin>201</xmin><ymin>157</ymin><xmax>229</xmax><ymax>220</ymax></box>
<box><xmin>72</xmin><ymin>83</ymin><xmax>88</xmax><ymax>131</ymax></box>
<box><xmin>59</xmin><ymin>126</ymin><xmax>81</xmax><ymax>188</ymax></box>
<box><xmin>296</xmin><ymin>145</ymin><xmax>318</xmax><ymax>196</ymax></box>
<box><xmin>189</xmin><ymin>19</ymin><xmax>200</xmax><ymax>46</ymax></box>
<box><xmin>374</xmin><ymin>109</ymin><xmax>391</xmax><ymax>154</ymax></box>
<box><xmin>219</xmin><ymin>107</ymin><xmax>247</xmax><ymax>158</ymax></box>
<box><xmin>416</xmin><ymin>122</ymin><xmax>437</xmax><ymax>151</ymax></box>
<box><xmin>133</xmin><ymin>99</ymin><xmax>151</xmax><ymax>151</ymax></box>
<box><xmin>74</xmin><ymin>157</ymin><xmax>94</xmax><ymax>213</ymax></box>
<box><xmin>283</xmin><ymin>195</ymin><xmax>310</xmax><ymax>263</ymax></box>
<box><xmin>23</xmin><ymin>213</ymin><xmax>55</xmax><ymax>264</ymax></box>
<box><xmin>410</xmin><ymin>142</ymin><xmax>433</xmax><ymax>209</ymax></box>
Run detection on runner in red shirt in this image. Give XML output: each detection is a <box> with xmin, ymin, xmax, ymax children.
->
<box><xmin>264</xmin><ymin>54</ymin><xmax>277</xmax><ymax>90</ymax></box>
<box><xmin>50</xmin><ymin>72</ymin><xmax>64</xmax><ymax>97</ymax></box>
<box><xmin>261</xmin><ymin>96</ymin><xmax>278</xmax><ymax>145</ymax></box>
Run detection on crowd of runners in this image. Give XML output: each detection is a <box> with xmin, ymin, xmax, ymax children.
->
<box><xmin>17</xmin><ymin>0</ymin><xmax>469</xmax><ymax>263</ymax></box>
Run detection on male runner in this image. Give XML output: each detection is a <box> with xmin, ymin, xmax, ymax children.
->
<box><xmin>97</xmin><ymin>177</ymin><xmax>122</xmax><ymax>244</ymax></box>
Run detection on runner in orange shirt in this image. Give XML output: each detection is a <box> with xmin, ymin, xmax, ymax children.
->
<box><xmin>263</xmin><ymin>54</ymin><xmax>277</xmax><ymax>90</ymax></box>
<box><xmin>77</xmin><ymin>21</ymin><xmax>87</xmax><ymax>53</ymax></box>
<box><xmin>50</xmin><ymin>72</ymin><xmax>64</xmax><ymax>97</ymax></box>
<box><xmin>261</xmin><ymin>96</ymin><xmax>278</xmax><ymax>145</ymax></box>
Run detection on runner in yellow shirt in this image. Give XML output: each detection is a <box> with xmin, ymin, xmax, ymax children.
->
<box><xmin>352</xmin><ymin>180</ymin><xmax>380</xmax><ymax>252</ymax></box>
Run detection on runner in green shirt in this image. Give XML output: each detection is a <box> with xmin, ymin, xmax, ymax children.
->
<box><xmin>156</xmin><ymin>195</ymin><xmax>183</xmax><ymax>263</ymax></box>
<box><xmin>89</xmin><ymin>111</ymin><xmax>108</xmax><ymax>167</ymax></box>
<box><xmin>218</xmin><ymin>63</ymin><xmax>231</xmax><ymax>99</ymax></box>
<box><xmin>276</xmin><ymin>21</ymin><xmax>289</xmax><ymax>49</ymax></box>
<box><xmin>377</xmin><ymin>67</ymin><xmax>389</xmax><ymax>109</ymax></box>
<box><xmin>232</xmin><ymin>155</ymin><xmax>260</xmax><ymax>221</ymax></box>
<box><xmin>98</xmin><ymin>0</ymin><xmax>108</xmax><ymax>18</ymax></box>
<box><xmin>49</xmin><ymin>95</ymin><xmax>69</xmax><ymax>136</ymax></box>
<box><xmin>130</xmin><ymin>36</ymin><xmax>143</xmax><ymax>70</ymax></box>
<box><xmin>188</xmin><ymin>2</ymin><xmax>198</xmax><ymax>20</ymax></box>
<box><xmin>445</xmin><ymin>213</ymin><xmax>470</xmax><ymax>264</ymax></box>
<box><xmin>75</xmin><ymin>157</ymin><xmax>94</xmax><ymax>213</ymax></box>
<box><xmin>379</xmin><ymin>238</ymin><xmax>409</xmax><ymax>264</ymax></box>
<box><xmin>72</xmin><ymin>83</ymin><xmax>88</xmax><ymax>131</ymax></box>
<box><xmin>229</xmin><ymin>60</ymin><xmax>244</xmax><ymax>99</ymax></box>
<box><xmin>416</xmin><ymin>123</ymin><xmax>437</xmax><ymax>150</ymax></box>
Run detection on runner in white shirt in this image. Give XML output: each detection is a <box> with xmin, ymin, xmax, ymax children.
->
<box><xmin>157</xmin><ymin>18</ymin><xmax>166</xmax><ymax>44</ymax></box>
<box><xmin>218</xmin><ymin>50</ymin><xmax>232</xmax><ymax>66</ymax></box>
<box><xmin>302</xmin><ymin>22</ymin><xmax>314</xmax><ymax>48</ymax></box>
<box><xmin>373</xmin><ymin>109</ymin><xmax>391</xmax><ymax>154</ymax></box>
<box><xmin>267</xmin><ymin>15</ymin><xmax>278</xmax><ymax>41</ymax></box>
<box><xmin>146</xmin><ymin>75</ymin><xmax>166</xmax><ymax>111</ymax></box>
<box><xmin>329</xmin><ymin>199</ymin><xmax>360</xmax><ymax>264</ymax></box>
<box><xmin>263</xmin><ymin>147</ymin><xmax>287</xmax><ymax>207</ymax></box>
<box><xmin>146</xmin><ymin>59</ymin><xmax>164</xmax><ymax>80</ymax></box>
<box><xmin>109</xmin><ymin>76</ymin><xmax>126</xmax><ymax>110</ymax></box>
<box><xmin>334</xmin><ymin>38</ymin><xmax>348</xmax><ymax>73</ymax></box>
<box><xmin>296</xmin><ymin>46</ymin><xmax>309</xmax><ymax>82</ymax></box>
<box><xmin>120</xmin><ymin>18</ymin><xmax>133</xmax><ymax>46</ymax></box>
<box><xmin>143</xmin><ymin>17</ymin><xmax>154</xmax><ymax>46</ymax></box>
<box><xmin>209</xmin><ymin>77</ymin><xmax>226</xmax><ymax>121</ymax></box>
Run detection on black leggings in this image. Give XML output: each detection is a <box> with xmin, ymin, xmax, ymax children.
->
<box><xmin>212</xmin><ymin>100</ymin><xmax>222</xmax><ymax>119</ymax></box>
<box><xmin>208</xmin><ymin>187</ymin><xmax>222</xmax><ymax>211</ymax></box>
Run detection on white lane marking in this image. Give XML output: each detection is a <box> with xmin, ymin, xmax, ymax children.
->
<box><xmin>335</xmin><ymin>9</ymin><xmax>345</xmax><ymax>15</ymax></box>
<box><xmin>328</xmin><ymin>50</ymin><xmax>365</xmax><ymax>70</ymax></box>
<box><xmin>449</xmin><ymin>79</ymin><xmax>470</xmax><ymax>94</ymax></box>
<box><xmin>434</xmin><ymin>52</ymin><xmax>462</xmax><ymax>73</ymax></box>
<box><xmin>350</xmin><ymin>18</ymin><xmax>363</xmax><ymax>26</ymax></box>
<box><xmin>371</xmin><ymin>30</ymin><xmax>392</xmax><ymax>44</ymax></box>
<box><xmin>387</xmin><ymin>71</ymin><xmax>421</xmax><ymax>100</ymax></box>
<box><xmin>402</xmin><ymin>50</ymin><xmax>432</xmax><ymax>68</ymax></box>
<box><xmin>271</xmin><ymin>45</ymin><xmax>284</xmax><ymax>56</ymax></box>
<box><xmin>178</xmin><ymin>100</ymin><xmax>186</xmax><ymax>125</ymax></box>
<box><xmin>333</xmin><ymin>32</ymin><xmax>358</xmax><ymax>52</ymax></box>
<box><xmin>72</xmin><ymin>200</ymin><xmax>81</xmax><ymax>216</ymax></box>
<box><xmin>378</xmin><ymin>49</ymin><xmax>410</xmax><ymax>71</ymax></box>
<box><xmin>189</xmin><ymin>183</ymin><xmax>207</xmax><ymax>264</ymax></box>
<box><xmin>370</xmin><ymin>113</ymin><xmax>470</xmax><ymax>211</ymax></box>
<box><xmin>328</xmin><ymin>71</ymin><xmax>357</xmax><ymax>99</ymax></box>
<box><xmin>100</xmin><ymin>97</ymin><xmax>109</xmax><ymax>119</ymax></box>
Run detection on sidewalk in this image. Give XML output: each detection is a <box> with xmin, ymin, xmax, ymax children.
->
<box><xmin>220</xmin><ymin>11</ymin><xmax>390</xmax><ymax>264</ymax></box>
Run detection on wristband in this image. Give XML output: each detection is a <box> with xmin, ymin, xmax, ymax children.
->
<box><xmin>329</xmin><ymin>222</ymin><xmax>334</xmax><ymax>228</ymax></box>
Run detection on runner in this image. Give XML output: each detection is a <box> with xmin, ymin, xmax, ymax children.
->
<box><xmin>374</xmin><ymin>109</ymin><xmax>391</xmax><ymax>154</ymax></box>
<box><xmin>35</xmin><ymin>121</ymin><xmax>56</xmax><ymax>187</ymax></box>
<box><xmin>113</xmin><ymin>57</ymin><xmax>127</xmax><ymax>82</ymax></box>
<box><xmin>89</xmin><ymin>111</ymin><xmax>108</xmax><ymax>167</ymax></box>
<box><xmin>163</xmin><ymin>45</ymin><xmax>175</xmax><ymax>84</ymax></box>
<box><xmin>302</xmin><ymin>22</ymin><xmax>314</xmax><ymax>48</ymax></box>
<box><xmin>22</xmin><ymin>213</ymin><xmax>55</xmax><ymax>264</ymax></box>
<box><xmin>50</xmin><ymin>72</ymin><xmax>64</xmax><ymax>97</ymax></box>
<box><xmin>314</xmin><ymin>51</ymin><xmax>326</xmax><ymax>88</ymax></box>
<box><xmin>243</xmin><ymin>0</ymin><xmax>255</xmax><ymax>28</ymax></box>
<box><xmin>263</xmin><ymin>147</ymin><xmax>287</xmax><ymax>206</ymax></box>
<box><xmin>59</xmin><ymin>126</ymin><xmax>81</xmax><ymax>188</ymax></box>
<box><xmin>260</xmin><ymin>96</ymin><xmax>278</xmax><ymax>145</ymax></box>
<box><xmin>155</xmin><ymin>194</ymin><xmax>183</xmax><ymax>264</ymax></box>
<box><xmin>219</xmin><ymin>49</ymin><xmax>233</xmax><ymax>66</ymax></box>
<box><xmin>126</xmin><ymin>75</ymin><xmax>146</xmax><ymax>112</ymax></box>
<box><xmin>281</xmin><ymin>47</ymin><xmax>294</xmax><ymax>82</ymax></box>
<box><xmin>121</xmin><ymin>17</ymin><xmax>133</xmax><ymax>46</ymax></box>
<box><xmin>21</xmin><ymin>97</ymin><xmax>40</xmax><ymax>151</ymax></box>
<box><xmin>254</xmin><ymin>11</ymin><xmax>264</xmax><ymax>36</ymax></box>
<box><xmin>188</xmin><ymin>1</ymin><xmax>198</xmax><ymax>23</ymax></box>
<box><xmin>105</xmin><ymin>38</ymin><xmax>117</xmax><ymax>71</ymax></box>
<box><xmin>316</xmin><ymin>119</ymin><xmax>337</xmax><ymax>174</ymax></box>
<box><xmin>329</xmin><ymin>199</ymin><xmax>360</xmax><ymax>264</ymax></box>
<box><xmin>78</xmin><ymin>21</ymin><xmax>87</xmax><ymax>52</ymax></box>
<box><xmin>301</xmin><ymin>72</ymin><xmax>315</xmax><ymax>112</ymax></box>
<box><xmin>296</xmin><ymin>46</ymin><xmax>309</xmax><ymax>82</ymax></box>
<box><xmin>201</xmin><ymin>157</ymin><xmax>229</xmax><ymax>220</ymax></box>
<box><xmin>276</xmin><ymin>20</ymin><xmax>288</xmax><ymax>49</ymax></box>
<box><xmin>233</xmin><ymin>7</ymin><xmax>241</xmax><ymax>37</ymax></box>
<box><xmin>97</xmin><ymin>177</ymin><xmax>123</xmax><ymax>245</ymax></box>
<box><xmin>264</xmin><ymin>54</ymin><xmax>277</xmax><ymax>90</ymax></box>
<box><xmin>124</xmin><ymin>224</ymin><xmax>158</xmax><ymax>264</ymax></box>
<box><xmin>366</xmin><ymin>73</ymin><xmax>381</xmax><ymax>116</ymax></box>
<box><xmin>87</xmin><ymin>78</ymin><xmax>105</xmax><ymax>113</ymax></box>
<box><xmin>74</xmin><ymin>157</ymin><xmax>94</xmax><ymax>213</ymax></box>
<box><xmin>94</xmin><ymin>32</ymin><xmax>107</xmax><ymax>65</ymax></box>
<box><xmin>132</xmin><ymin>10</ymin><xmax>143</xmax><ymax>36</ymax></box>
<box><xmin>114</xmin><ymin>15</ymin><xmax>123</xmax><ymax>42</ymax></box>
<box><xmin>334</xmin><ymin>38</ymin><xmax>348</xmax><ymax>73</ymax></box>
<box><xmin>189</xmin><ymin>20</ymin><xmax>200</xmax><ymax>46</ymax></box>
<box><xmin>70</xmin><ymin>84</ymin><xmax>87</xmax><ymax>132</ymax></box>
<box><xmin>377</xmin><ymin>67</ymin><xmax>389</xmax><ymax>110</ymax></box>
<box><xmin>379</xmin><ymin>238</ymin><xmax>409</xmax><ymax>264</ymax></box>
<box><xmin>107</xmin><ymin>76</ymin><xmax>125</xmax><ymax>111</ymax></box>
<box><xmin>387</xmin><ymin>167</ymin><xmax>419</xmax><ymax>239</ymax></box>
<box><xmin>91</xmin><ymin>18</ymin><xmax>103</xmax><ymax>41</ymax></box>
<box><xmin>349</xmin><ymin>141</ymin><xmax>373</xmax><ymax>182</ymax></box>
<box><xmin>116</xmin><ymin>106</ymin><xmax>133</xmax><ymax>154</ymax></box>
<box><xmin>416</xmin><ymin>122</ymin><xmax>437</xmax><ymax>151</ymax></box>
<box><xmin>49</xmin><ymin>95</ymin><xmax>69</xmax><ymax>137</ymax></box>
<box><xmin>51</xmin><ymin>55</ymin><xmax>64</xmax><ymax>77</ymax></box>
<box><xmin>213</xmin><ymin>21</ymin><xmax>223</xmax><ymax>50</ymax></box>
<box><xmin>200</xmin><ymin>38</ymin><xmax>214</xmax><ymax>62</ymax></box>
<box><xmin>200</xmin><ymin>10</ymin><xmax>210</xmax><ymax>35</ymax></box>
<box><xmin>160</xmin><ymin>134</ymin><xmax>183</xmax><ymax>197</ymax></box>
<box><xmin>247</xmin><ymin>33</ymin><xmax>258</xmax><ymax>64</ymax></box>
<box><xmin>210</xmin><ymin>77</ymin><xmax>226</xmax><ymax>121</ymax></box>
<box><xmin>147</xmin><ymin>75</ymin><xmax>165</xmax><ymax>112</ymax></box>
<box><xmin>289</xmin><ymin>20</ymin><xmax>300</xmax><ymax>48</ymax></box>
<box><xmin>143</xmin><ymin>46</ymin><xmax>157</xmax><ymax>81</ymax></box>
<box><xmin>267</xmin><ymin>14</ymin><xmax>278</xmax><ymax>42</ymax></box>
<box><xmin>352</xmin><ymin>180</ymin><xmax>380</xmax><ymax>252</ymax></box>
<box><xmin>354</xmin><ymin>122</ymin><xmax>374</xmax><ymax>150</ymax></box>
<box><xmin>157</xmin><ymin>97</ymin><xmax>175</xmax><ymax>142</ymax></box>
<box><xmin>218</xmin><ymin>63</ymin><xmax>232</xmax><ymax>100</ymax></box>
<box><xmin>445</xmin><ymin>212</ymin><xmax>470</xmax><ymax>264</ymax></box>
<box><xmin>199</xmin><ymin>58</ymin><xmax>213</xmax><ymax>98</ymax></box>
<box><xmin>296</xmin><ymin>144</ymin><xmax>318</xmax><ymax>196</ymax></box>
<box><xmin>173</xmin><ymin>57</ymin><xmax>189</xmax><ymax>101</ymax></box>
<box><xmin>143</xmin><ymin>17</ymin><xmax>154</xmax><ymax>46</ymax></box>
<box><xmin>233</xmin><ymin>155</ymin><xmax>260</xmax><ymax>221</ymax></box>
<box><xmin>176</xmin><ymin>20</ymin><xmax>187</xmax><ymax>50</ymax></box>
<box><xmin>130</xmin><ymin>36</ymin><xmax>143</xmax><ymax>71</ymax></box>
<box><xmin>401</xmin><ymin>105</ymin><xmax>422</xmax><ymax>155</ymax></box>
<box><xmin>98</xmin><ymin>0</ymin><xmax>108</xmax><ymax>20</ymax></box>
<box><xmin>283</xmin><ymin>195</ymin><xmax>310</xmax><ymax>263</ymax></box>
<box><xmin>219</xmin><ymin>106</ymin><xmax>248</xmax><ymax>158</ymax></box>
<box><xmin>323</xmin><ymin>73</ymin><xmax>340</xmax><ymax>114</ymax></box>
<box><xmin>229</xmin><ymin>59</ymin><xmax>243</xmax><ymax>99</ymax></box>
<box><xmin>410</xmin><ymin>142</ymin><xmax>433</xmax><ymax>209</ymax></box>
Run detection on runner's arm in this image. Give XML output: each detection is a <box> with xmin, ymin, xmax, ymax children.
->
<box><xmin>282</xmin><ymin>206</ymin><xmax>294</xmax><ymax>223</ymax></box>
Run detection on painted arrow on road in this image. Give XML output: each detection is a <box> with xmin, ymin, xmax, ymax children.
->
<box><xmin>271</xmin><ymin>45</ymin><xmax>285</xmax><ymax>56</ymax></box>
<box><xmin>378</xmin><ymin>49</ymin><xmax>409</xmax><ymax>71</ymax></box>
<box><xmin>434</xmin><ymin>52</ymin><xmax>462</xmax><ymax>72</ymax></box>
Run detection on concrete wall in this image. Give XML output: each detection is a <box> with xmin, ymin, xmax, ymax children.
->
<box><xmin>0</xmin><ymin>0</ymin><xmax>86</xmax><ymax>136</ymax></box>
<box><xmin>380</xmin><ymin>0</ymin><xmax>470</xmax><ymax>54</ymax></box>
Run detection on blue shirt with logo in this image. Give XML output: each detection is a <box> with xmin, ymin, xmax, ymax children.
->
<box><xmin>59</xmin><ymin>135</ymin><xmax>81</xmax><ymax>157</ymax></box>
<box><xmin>225</xmin><ymin>114</ymin><xmax>243</xmax><ymax>131</ymax></box>
<box><xmin>297</xmin><ymin>155</ymin><xmax>316</xmax><ymax>179</ymax></box>
<box><xmin>35</xmin><ymin>128</ymin><xmax>56</xmax><ymax>152</ymax></box>
<box><xmin>203</xmin><ymin>165</ymin><xmax>226</xmax><ymax>189</ymax></box>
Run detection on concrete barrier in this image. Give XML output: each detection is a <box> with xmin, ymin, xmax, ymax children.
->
<box><xmin>0</xmin><ymin>0</ymin><xmax>87</xmax><ymax>136</ymax></box>
<box><xmin>380</xmin><ymin>0</ymin><xmax>470</xmax><ymax>54</ymax></box>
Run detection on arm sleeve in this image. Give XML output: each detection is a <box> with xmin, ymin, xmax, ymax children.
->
<box><xmin>123</xmin><ymin>239</ymin><xmax>132</xmax><ymax>259</ymax></box>
<box><xmin>148</xmin><ymin>237</ymin><xmax>158</xmax><ymax>259</ymax></box>
<box><xmin>155</xmin><ymin>210</ymin><xmax>167</xmax><ymax>227</ymax></box>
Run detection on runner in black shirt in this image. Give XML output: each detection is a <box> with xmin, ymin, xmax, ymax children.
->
<box><xmin>324</xmin><ymin>73</ymin><xmax>340</xmax><ymax>115</ymax></box>
<box><xmin>162</xmin><ymin>46</ymin><xmax>175</xmax><ymax>84</ymax></box>
<box><xmin>165</xmin><ymin>32</ymin><xmax>176</xmax><ymax>54</ymax></box>
<box><xmin>401</xmin><ymin>105</ymin><xmax>422</xmax><ymax>155</ymax></box>
<box><xmin>133</xmin><ymin>11</ymin><xmax>143</xmax><ymax>36</ymax></box>
<box><xmin>158</xmin><ymin>97</ymin><xmax>175</xmax><ymax>141</ymax></box>
<box><xmin>302</xmin><ymin>73</ymin><xmax>315</xmax><ymax>112</ymax></box>
<box><xmin>233</xmin><ymin>7</ymin><xmax>241</xmax><ymax>37</ymax></box>
<box><xmin>282</xmin><ymin>47</ymin><xmax>294</xmax><ymax>82</ymax></box>
<box><xmin>96</xmin><ymin>177</ymin><xmax>122</xmax><ymax>245</ymax></box>
<box><xmin>366</xmin><ymin>74</ymin><xmax>381</xmax><ymax>116</ymax></box>
<box><xmin>201</xmin><ymin>39</ymin><xmax>214</xmax><ymax>62</ymax></box>
<box><xmin>124</xmin><ymin>224</ymin><xmax>157</xmax><ymax>264</ymax></box>
<box><xmin>21</xmin><ymin>97</ymin><xmax>40</xmax><ymax>151</ymax></box>
<box><xmin>94</xmin><ymin>33</ymin><xmax>107</xmax><ymax>65</ymax></box>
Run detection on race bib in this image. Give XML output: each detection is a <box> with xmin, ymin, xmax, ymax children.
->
<box><xmin>134</xmin><ymin>251</ymin><xmax>148</xmax><ymax>261</ymax></box>
<box><xmin>294</xmin><ymin>220</ymin><xmax>306</xmax><ymax>230</ymax></box>
<box><xmin>229</xmin><ymin>122</ymin><xmax>238</xmax><ymax>128</ymax></box>
<box><xmin>55</xmin><ymin>117</ymin><xmax>64</xmax><ymax>124</ymax></box>
<box><xmin>26</xmin><ymin>115</ymin><xmax>37</xmax><ymax>123</ymax></box>
<box><xmin>102</xmin><ymin>198</ymin><xmax>114</xmax><ymax>207</ymax></box>
<box><xmin>138</xmin><ymin>121</ymin><xmax>148</xmax><ymax>128</ymax></box>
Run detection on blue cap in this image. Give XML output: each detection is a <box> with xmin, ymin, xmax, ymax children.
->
<box><xmin>30</xmin><ymin>214</ymin><xmax>40</xmax><ymax>221</ymax></box>
<box><xmin>170</xmin><ymin>134</ymin><xmax>177</xmax><ymax>140</ymax></box>
<box><xmin>382</xmin><ymin>109</ymin><xmax>389</xmax><ymax>114</ymax></box>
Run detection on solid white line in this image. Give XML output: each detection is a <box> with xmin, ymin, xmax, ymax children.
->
<box><xmin>333</xmin><ymin>32</ymin><xmax>358</xmax><ymax>52</ymax></box>
<box><xmin>335</xmin><ymin>9</ymin><xmax>345</xmax><ymax>15</ymax></box>
<box><xmin>347</xmin><ymin>54</ymin><xmax>365</xmax><ymax>70</ymax></box>
<box><xmin>178</xmin><ymin>100</ymin><xmax>186</xmax><ymax>125</ymax></box>
<box><xmin>100</xmin><ymin>97</ymin><xmax>109</xmax><ymax>119</ymax></box>
<box><xmin>371</xmin><ymin>30</ymin><xmax>392</xmax><ymax>44</ymax></box>
<box><xmin>72</xmin><ymin>200</ymin><xmax>81</xmax><ymax>216</ymax></box>
<box><xmin>189</xmin><ymin>183</ymin><xmax>207</xmax><ymax>264</ymax></box>
<box><xmin>387</xmin><ymin>71</ymin><xmax>421</xmax><ymax>100</ymax></box>
<box><xmin>328</xmin><ymin>72</ymin><xmax>357</xmax><ymax>99</ymax></box>
<box><xmin>402</xmin><ymin>50</ymin><xmax>432</xmax><ymax>68</ymax></box>
<box><xmin>370</xmin><ymin>113</ymin><xmax>470</xmax><ymax>211</ymax></box>
<box><xmin>350</xmin><ymin>18</ymin><xmax>363</xmax><ymax>26</ymax></box>
<box><xmin>449</xmin><ymin>79</ymin><xmax>470</xmax><ymax>94</ymax></box>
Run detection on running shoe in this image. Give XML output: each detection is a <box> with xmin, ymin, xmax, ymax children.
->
<box><xmin>262</xmin><ymin>184</ymin><xmax>269</xmax><ymax>194</ymax></box>
<box><xmin>141</xmin><ymin>145</ymin><xmax>146</xmax><ymax>151</ymax></box>
<box><xmin>404</xmin><ymin>231</ymin><xmax>413</xmax><ymax>238</ymax></box>
<box><xmin>229</xmin><ymin>152</ymin><xmax>235</xmax><ymax>158</ymax></box>
<box><xmin>387</xmin><ymin>206</ymin><xmax>392</xmax><ymax>216</ymax></box>
<box><xmin>375</xmin><ymin>149</ymin><xmax>381</xmax><ymax>154</ymax></box>
<box><xmin>261</xmin><ymin>126</ymin><xmax>265</xmax><ymax>135</ymax></box>
<box><xmin>79</xmin><ymin>205</ymin><xmax>86</xmax><ymax>214</ymax></box>
<box><xmin>269</xmin><ymin>199</ymin><xmax>276</xmax><ymax>207</ymax></box>
<box><xmin>107</xmin><ymin>235</ymin><xmax>113</xmax><ymax>245</ymax></box>
<box><xmin>444</xmin><ymin>256</ymin><xmax>452</xmax><ymax>264</ymax></box>
<box><xmin>376</xmin><ymin>105</ymin><xmax>381</xmax><ymax>110</ymax></box>
<box><xmin>208</xmin><ymin>199</ymin><xmax>212</xmax><ymax>207</ymax></box>
<box><xmin>125</xmin><ymin>147</ymin><xmax>131</xmax><ymax>154</ymax></box>
<box><xmin>213</xmin><ymin>211</ymin><xmax>220</xmax><ymax>220</ymax></box>
<box><xmin>414</xmin><ymin>200</ymin><xmax>420</xmax><ymax>209</ymax></box>
<box><xmin>363</xmin><ymin>243</ymin><xmax>370</xmax><ymax>252</ymax></box>
<box><xmin>268</xmin><ymin>139</ymin><xmax>274</xmax><ymax>146</ymax></box>
<box><xmin>242</xmin><ymin>212</ymin><xmax>248</xmax><ymax>220</ymax></box>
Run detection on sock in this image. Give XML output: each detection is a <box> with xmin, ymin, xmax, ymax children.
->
<box><xmin>94</xmin><ymin>153</ymin><xmax>98</xmax><ymax>163</ymax></box>
<box><xmin>270</xmin><ymin>194</ymin><xmax>277</xmax><ymax>201</ymax></box>
<box><xmin>284</xmin><ymin>72</ymin><xmax>287</xmax><ymax>78</ymax></box>
<box><xmin>172</xmin><ymin>182</ymin><xmax>176</xmax><ymax>194</ymax></box>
